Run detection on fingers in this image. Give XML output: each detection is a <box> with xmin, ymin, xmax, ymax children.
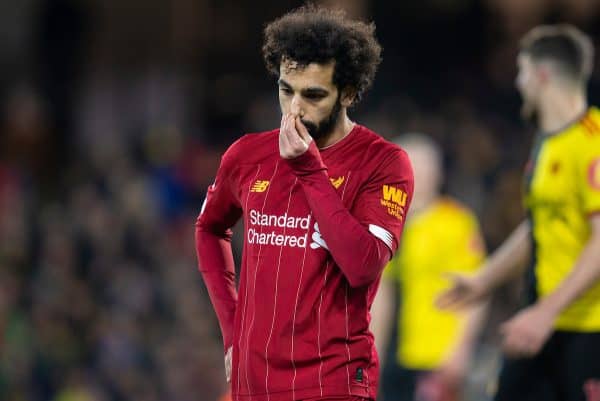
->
<box><xmin>225</xmin><ymin>346</ymin><xmax>232</xmax><ymax>382</ymax></box>
<box><xmin>501</xmin><ymin>327</ymin><xmax>530</xmax><ymax>358</ymax></box>
<box><xmin>436</xmin><ymin>290</ymin><xmax>472</xmax><ymax>310</ymax></box>
<box><xmin>435</xmin><ymin>289</ymin><xmax>462</xmax><ymax>310</ymax></box>
<box><xmin>437</xmin><ymin>272</ymin><xmax>489</xmax><ymax>311</ymax></box>
<box><xmin>500</xmin><ymin>320</ymin><xmax>539</xmax><ymax>358</ymax></box>
<box><xmin>294</xmin><ymin>116</ymin><xmax>313</xmax><ymax>144</ymax></box>
<box><xmin>436</xmin><ymin>273</ymin><xmax>469</xmax><ymax>310</ymax></box>
<box><xmin>279</xmin><ymin>115</ymin><xmax>293</xmax><ymax>158</ymax></box>
<box><xmin>441</xmin><ymin>271</ymin><xmax>462</xmax><ymax>283</ymax></box>
<box><xmin>279</xmin><ymin>113</ymin><xmax>309</xmax><ymax>159</ymax></box>
<box><xmin>279</xmin><ymin>114</ymin><xmax>296</xmax><ymax>159</ymax></box>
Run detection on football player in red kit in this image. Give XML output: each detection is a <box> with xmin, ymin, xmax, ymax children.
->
<box><xmin>196</xmin><ymin>6</ymin><xmax>414</xmax><ymax>401</ymax></box>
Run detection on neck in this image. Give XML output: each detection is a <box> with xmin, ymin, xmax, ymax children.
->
<box><xmin>316</xmin><ymin>112</ymin><xmax>355</xmax><ymax>148</ymax></box>
<box><xmin>538</xmin><ymin>85</ymin><xmax>587</xmax><ymax>133</ymax></box>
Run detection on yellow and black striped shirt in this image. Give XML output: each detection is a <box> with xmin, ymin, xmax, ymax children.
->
<box><xmin>524</xmin><ymin>107</ymin><xmax>600</xmax><ymax>331</ymax></box>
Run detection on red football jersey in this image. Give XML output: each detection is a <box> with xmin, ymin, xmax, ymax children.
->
<box><xmin>197</xmin><ymin>124</ymin><xmax>413</xmax><ymax>401</ymax></box>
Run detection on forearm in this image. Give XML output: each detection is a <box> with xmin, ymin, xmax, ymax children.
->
<box><xmin>300</xmin><ymin>174</ymin><xmax>390</xmax><ymax>287</ymax></box>
<box><xmin>195</xmin><ymin>225</ymin><xmax>238</xmax><ymax>350</ymax></box>
<box><xmin>478</xmin><ymin>220</ymin><xmax>531</xmax><ymax>290</ymax></box>
<box><xmin>286</xmin><ymin>144</ymin><xmax>390</xmax><ymax>287</ymax></box>
<box><xmin>537</xmin><ymin>231</ymin><xmax>600</xmax><ymax>316</ymax></box>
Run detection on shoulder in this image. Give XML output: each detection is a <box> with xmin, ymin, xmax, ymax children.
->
<box><xmin>419</xmin><ymin>199</ymin><xmax>482</xmax><ymax>246</ymax></box>
<box><xmin>222</xmin><ymin>129</ymin><xmax>279</xmax><ymax>165</ymax></box>
<box><xmin>355</xmin><ymin>125</ymin><xmax>412</xmax><ymax>169</ymax></box>
<box><xmin>435</xmin><ymin>197</ymin><xmax>479</xmax><ymax>225</ymax></box>
<box><xmin>582</xmin><ymin>106</ymin><xmax>600</xmax><ymax>133</ymax></box>
<box><xmin>356</xmin><ymin>125</ymin><xmax>407</xmax><ymax>156</ymax></box>
<box><xmin>557</xmin><ymin>107</ymin><xmax>600</xmax><ymax>147</ymax></box>
<box><xmin>575</xmin><ymin>108</ymin><xmax>600</xmax><ymax>146</ymax></box>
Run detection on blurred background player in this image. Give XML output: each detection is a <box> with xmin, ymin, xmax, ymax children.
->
<box><xmin>371</xmin><ymin>133</ymin><xmax>486</xmax><ymax>401</ymax></box>
<box><xmin>438</xmin><ymin>25</ymin><xmax>600</xmax><ymax>401</ymax></box>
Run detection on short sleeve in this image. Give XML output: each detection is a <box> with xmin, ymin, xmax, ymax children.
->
<box><xmin>351</xmin><ymin>148</ymin><xmax>414</xmax><ymax>254</ymax></box>
<box><xmin>577</xmin><ymin>138</ymin><xmax>600</xmax><ymax>215</ymax></box>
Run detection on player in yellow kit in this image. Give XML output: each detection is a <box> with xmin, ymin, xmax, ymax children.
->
<box><xmin>371</xmin><ymin>134</ymin><xmax>485</xmax><ymax>401</ymax></box>
<box><xmin>438</xmin><ymin>25</ymin><xmax>600</xmax><ymax>401</ymax></box>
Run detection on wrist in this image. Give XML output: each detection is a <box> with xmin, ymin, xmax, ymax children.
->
<box><xmin>536</xmin><ymin>295</ymin><xmax>563</xmax><ymax>318</ymax></box>
<box><xmin>285</xmin><ymin>141</ymin><xmax>327</xmax><ymax>176</ymax></box>
<box><xmin>473</xmin><ymin>272</ymin><xmax>493</xmax><ymax>296</ymax></box>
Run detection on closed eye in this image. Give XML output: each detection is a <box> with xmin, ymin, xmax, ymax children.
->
<box><xmin>303</xmin><ymin>93</ymin><xmax>326</xmax><ymax>100</ymax></box>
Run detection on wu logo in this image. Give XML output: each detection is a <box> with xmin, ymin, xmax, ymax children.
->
<box><xmin>382</xmin><ymin>185</ymin><xmax>407</xmax><ymax>206</ymax></box>
<box><xmin>330</xmin><ymin>176</ymin><xmax>345</xmax><ymax>189</ymax></box>
<box><xmin>251</xmin><ymin>180</ymin><xmax>270</xmax><ymax>193</ymax></box>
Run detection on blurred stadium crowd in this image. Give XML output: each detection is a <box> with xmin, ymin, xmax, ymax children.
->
<box><xmin>2</xmin><ymin>0</ymin><xmax>600</xmax><ymax>400</ymax></box>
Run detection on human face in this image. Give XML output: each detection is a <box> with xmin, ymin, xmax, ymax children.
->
<box><xmin>516</xmin><ymin>52</ymin><xmax>543</xmax><ymax>122</ymax></box>
<box><xmin>278</xmin><ymin>60</ymin><xmax>343</xmax><ymax>140</ymax></box>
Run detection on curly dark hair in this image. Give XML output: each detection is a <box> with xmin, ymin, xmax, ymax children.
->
<box><xmin>262</xmin><ymin>4</ymin><xmax>382</xmax><ymax>104</ymax></box>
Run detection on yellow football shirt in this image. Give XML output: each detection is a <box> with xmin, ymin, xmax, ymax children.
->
<box><xmin>384</xmin><ymin>198</ymin><xmax>485</xmax><ymax>370</ymax></box>
<box><xmin>524</xmin><ymin>107</ymin><xmax>600</xmax><ymax>332</ymax></box>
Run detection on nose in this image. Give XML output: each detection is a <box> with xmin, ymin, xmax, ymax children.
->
<box><xmin>291</xmin><ymin>95</ymin><xmax>303</xmax><ymax>117</ymax></box>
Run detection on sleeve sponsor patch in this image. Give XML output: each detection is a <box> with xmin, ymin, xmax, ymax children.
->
<box><xmin>587</xmin><ymin>158</ymin><xmax>600</xmax><ymax>191</ymax></box>
<box><xmin>380</xmin><ymin>184</ymin><xmax>406</xmax><ymax>220</ymax></box>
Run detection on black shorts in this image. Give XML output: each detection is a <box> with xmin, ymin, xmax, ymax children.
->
<box><xmin>379</xmin><ymin>361</ymin><xmax>423</xmax><ymax>401</ymax></box>
<box><xmin>380</xmin><ymin>363</ymin><xmax>460</xmax><ymax>401</ymax></box>
<box><xmin>495</xmin><ymin>330</ymin><xmax>600</xmax><ymax>401</ymax></box>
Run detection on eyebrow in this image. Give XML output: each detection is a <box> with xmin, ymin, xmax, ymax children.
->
<box><xmin>278</xmin><ymin>79</ymin><xmax>292</xmax><ymax>89</ymax></box>
<box><xmin>278</xmin><ymin>79</ymin><xmax>330</xmax><ymax>96</ymax></box>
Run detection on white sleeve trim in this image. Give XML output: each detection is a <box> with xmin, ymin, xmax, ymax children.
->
<box><xmin>200</xmin><ymin>195</ymin><xmax>208</xmax><ymax>216</ymax></box>
<box><xmin>199</xmin><ymin>182</ymin><xmax>215</xmax><ymax>216</ymax></box>
<box><xmin>368</xmin><ymin>224</ymin><xmax>394</xmax><ymax>251</ymax></box>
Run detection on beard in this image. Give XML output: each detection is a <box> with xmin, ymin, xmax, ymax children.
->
<box><xmin>301</xmin><ymin>96</ymin><xmax>342</xmax><ymax>141</ymax></box>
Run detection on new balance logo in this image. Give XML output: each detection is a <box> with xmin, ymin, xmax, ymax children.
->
<box><xmin>251</xmin><ymin>180</ymin><xmax>270</xmax><ymax>193</ymax></box>
<box><xmin>382</xmin><ymin>184</ymin><xmax>407</xmax><ymax>206</ymax></box>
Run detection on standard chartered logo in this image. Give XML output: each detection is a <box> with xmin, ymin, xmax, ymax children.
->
<box><xmin>247</xmin><ymin>209</ymin><xmax>311</xmax><ymax>248</ymax></box>
<box><xmin>310</xmin><ymin>223</ymin><xmax>329</xmax><ymax>250</ymax></box>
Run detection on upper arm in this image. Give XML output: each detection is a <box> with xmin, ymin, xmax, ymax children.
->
<box><xmin>351</xmin><ymin>148</ymin><xmax>414</xmax><ymax>254</ymax></box>
<box><xmin>197</xmin><ymin>141</ymin><xmax>244</xmax><ymax>236</ymax></box>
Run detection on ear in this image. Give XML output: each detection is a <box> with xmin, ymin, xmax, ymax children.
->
<box><xmin>537</xmin><ymin>63</ymin><xmax>552</xmax><ymax>85</ymax></box>
<box><xmin>340</xmin><ymin>87</ymin><xmax>357</xmax><ymax>107</ymax></box>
